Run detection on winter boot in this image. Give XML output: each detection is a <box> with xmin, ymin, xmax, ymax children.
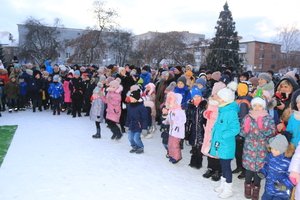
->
<box><xmin>218</xmin><ymin>182</ymin><xmax>233</xmax><ymax>198</ymax></box>
<box><xmin>211</xmin><ymin>170</ymin><xmax>221</xmax><ymax>181</ymax></box>
<box><xmin>244</xmin><ymin>183</ymin><xmax>252</xmax><ymax>199</ymax></box>
<box><xmin>238</xmin><ymin>169</ymin><xmax>246</xmax><ymax>179</ymax></box>
<box><xmin>214</xmin><ymin>177</ymin><xmax>226</xmax><ymax>193</ymax></box>
<box><xmin>92</xmin><ymin>128</ymin><xmax>101</xmax><ymax>139</ymax></box>
<box><xmin>203</xmin><ymin>169</ymin><xmax>214</xmax><ymax>178</ymax></box>
<box><xmin>251</xmin><ymin>185</ymin><xmax>260</xmax><ymax>200</ymax></box>
<box><xmin>53</xmin><ymin>110</ymin><xmax>56</xmax><ymax>115</ymax></box>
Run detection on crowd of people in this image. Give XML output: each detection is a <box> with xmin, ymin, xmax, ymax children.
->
<box><xmin>0</xmin><ymin>59</ymin><xmax>300</xmax><ymax>200</ymax></box>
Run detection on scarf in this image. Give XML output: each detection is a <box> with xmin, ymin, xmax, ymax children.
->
<box><xmin>249</xmin><ymin>110</ymin><xmax>268</xmax><ymax>120</ymax></box>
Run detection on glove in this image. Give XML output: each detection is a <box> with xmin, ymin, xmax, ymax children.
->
<box><xmin>141</xmin><ymin>129</ymin><xmax>148</xmax><ymax>136</ymax></box>
<box><xmin>257</xmin><ymin>172</ymin><xmax>265</xmax><ymax>179</ymax></box>
<box><xmin>243</xmin><ymin>117</ymin><xmax>251</xmax><ymax>133</ymax></box>
<box><xmin>274</xmin><ymin>182</ymin><xmax>287</xmax><ymax>191</ymax></box>
<box><xmin>124</xmin><ymin>127</ymin><xmax>129</xmax><ymax>133</ymax></box>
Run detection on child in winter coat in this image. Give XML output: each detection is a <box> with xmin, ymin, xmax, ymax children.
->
<box><xmin>202</xmin><ymin>81</ymin><xmax>226</xmax><ymax>181</ymax></box>
<box><xmin>48</xmin><ymin>75</ymin><xmax>64</xmax><ymax>115</ymax></box>
<box><xmin>142</xmin><ymin>82</ymin><xmax>156</xmax><ymax>138</ymax></box>
<box><xmin>240</xmin><ymin>97</ymin><xmax>276</xmax><ymax>200</ymax></box>
<box><xmin>233</xmin><ymin>82</ymin><xmax>253</xmax><ymax>179</ymax></box>
<box><xmin>210</xmin><ymin>81</ymin><xmax>240</xmax><ymax>199</ymax></box>
<box><xmin>125</xmin><ymin>87</ymin><xmax>148</xmax><ymax>154</ymax></box>
<box><xmin>102</xmin><ymin>78</ymin><xmax>123</xmax><ymax>140</ymax></box>
<box><xmin>185</xmin><ymin>87</ymin><xmax>207</xmax><ymax>169</ymax></box>
<box><xmin>259</xmin><ymin>134</ymin><xmax>295</xmax><ymax>200</ymax></box>
<box><xmin>286</xmin><ymin>89</ymin><xmax>300</xmax><ymax>148</ymax></box>
<box><xmin>4</xmin><ymin>76</ymin><xmax>19</xmax><ymax>112</ymax></box>
<box><xmin>289</xmin><ymin>143</ymin><xmax>300</xmax><ymax>200</ymax></box>
<box><xmin>89</xmin><ymin>82</ymin><xmax>105</xmax><ymax>139</ymax></box>
<box><xmin>63</xmin><ymin>72</ymin><xmax>73</xmax><ymax>115</ymax></box>
<box><xmin>173</xmin><ymin>76</ymin><xmax>191</xmax><ymax>110</ymax></box>
<box><xmin>18</xmin><ymin>77</ymin><xmax>27</xmax><ymax>111</ymax></box>
<box><xmin>163</xmin><ymin>91</ymin><xmax>186</xmax><ymax>164</ymax></box>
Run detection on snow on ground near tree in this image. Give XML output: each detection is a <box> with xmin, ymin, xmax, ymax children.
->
<box><xmin>0</xmin><ymin>110</ymin><xmax>248</xmax><ymax>200</ymax></box>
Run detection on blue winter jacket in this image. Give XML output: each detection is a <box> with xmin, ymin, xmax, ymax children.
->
<box><xmin>286</xmin><ymin>113</ymin><xmax>300</xmax><ymax>147</ymax></box>
<box><xmin>48</xmin><ymin>82</ymin><xmax>64</xmax><ymax>99</ymax></box>
<box><xmin>173</xmin><ymin>86</ymin><xmax>191</xmax><ymax>110</ymax></box>
<box><xmin>209</xmin><ymin>102</ymin><xmax>240</xmax><ymax>159</ymax></box>
<box><xmin>125</xmin><ymin>102</ymin><xmax>148</xmax><ymax>133</ymax></box>
<box><xmin>139</xmin><ymin>72</ymin><xmax>151</xmax><ymax>89</ymax></box>
<box><xmin>260</xmin><ymin>153</ymin><xmax>294</xmax><ymax>199</ymax></box>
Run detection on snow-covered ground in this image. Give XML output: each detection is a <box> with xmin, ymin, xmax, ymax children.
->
<box><xmin>0</xmin><ymin>110</ymin><xmax>248</xmax><ymax>200</ymax></box>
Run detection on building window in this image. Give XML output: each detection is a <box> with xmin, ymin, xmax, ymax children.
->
<box><xmin>260</xmin><ymin>44</ymin><xmax>264</xmax><ymax>50</ymax></box>
<box><xmin>66</xmin><ymin>53</ymin><xmax>70</xmax><ymax>58</ymax></box>
<box><xmin>271</xmin><ymin>54</ymin><xmax>276</xmax><ymax>59</ymax></box>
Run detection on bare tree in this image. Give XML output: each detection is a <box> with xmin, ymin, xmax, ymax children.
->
<box><xmin>67</xmin><ymin>1</ymin><xmax>118</xmax><ymax>65</ymax></box>
<box><xmin>131</xmin><ymin>32</ymin><xmax>192</xmax><ymax>68</ymax></box>
<box><xmin>275</xmin><ymin>25</ymin><xmax>300</xmax><ymax>67</ymax></box>
<box><xmin>109</xmin><ymin>30</ymin><xmax>133</xmax><ymax>67</ymax></box>
<box><xmin>19</xmin><ymin>17</ymin><xmax>61</xmax><ymax>65</ymax></box>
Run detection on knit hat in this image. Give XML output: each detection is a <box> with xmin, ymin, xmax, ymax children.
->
<box><xmin>249</xmin><ymin>77</ymin><xmax>259</xmax><ymax>88</ymax></box>
<box><xmin>190</xmin><ymin>87</ymin><xmax>202</xmax><ymax>98</ymax></box>
<box><xmin>285</xmin><ymin>71</ymin><xmax>297</xmax><ymax>81</ymax></box>
<box><xmin>217</xmin><ymin>81</ymin><xmax>237</xmax><ymax>103</ymax></box>
<box><xmin>269</xmin><ymin>134</ymin><xmax>289</xmax><ymax>154</ymax></box>
<box><xmin>211</xmin><ymin>71</ymin><xmax>221</xmax><ymax>81</ymax></box>
<box><xmin>177</xmin><ymin>76</ymin><xmax>187</xmax><ymax>85</ymax></box>
<box><xmin>26</xmin><ymin>69</ymin><xmax>33</xmax><ymax>76</ymax></box>
<box><xmin>130</xmin><ymin>89</ymin><xmax>141</xmax><ymax>100</ymax></box>
<box><xmin>196</xmin><ymin>77</ymin><xmax>206</xmax><ymax>86</ymax></box>
<box><xmin>74</xmin><ymin>70</ymin><xmax>80</xmax><ymax>76</ymax></box>
<box><xmin>258</xmin><ymin>73</ymin><xmax>272</xmax><ymax>83</ymax></box>
<box><xmin>237</xmin><ymin>82</ymin><xmax>249</xmax><ymax>97</ymax></box>
<box><xmin>53</xmin><ymin>75</ymin><xmax>60</xmax><ymax>82</ymax></box>
<box><xmin>251</xmin><ymin>97</ymin><xmax>266</xmax><ymax>109</ymax></box>
<box><xmin>109</xmin><ymin>79</ymin><xmax>120</xmax><ymax>88</ymax></box>
<box><xmin>211</xmin><ymin>82</ymin><xmax>226</xmax><ymax>96</ymax></box>
<box><xmin>165</xmin><ymin>82</ymin><xmax>176</xmax><ymax>92</ymax></box>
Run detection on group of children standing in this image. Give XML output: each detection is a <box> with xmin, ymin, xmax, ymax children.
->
<box><xmin>1</xmin><ymin>62</ymin><xmax>300</xmax><ymax>200</ymax></box>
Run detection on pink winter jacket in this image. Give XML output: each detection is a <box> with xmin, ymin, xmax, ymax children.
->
<box><xmin>289</xmin><ymin>144</ymin><xmax>300</xmax><ymax>200</ymax></box>
<box><xmin>63</xmin><ymin>80</ymin><xmax>72</xmax><ymax>103</ymax></box>
<box><xmin>102</xmin><ymin>85</ymin><xmax>123</xmax><ymax>123</ymax></box>
<box><xmin>201</xmin><ymin>100</ymin><xmax>219</xmax><ymax>157</ymax></box>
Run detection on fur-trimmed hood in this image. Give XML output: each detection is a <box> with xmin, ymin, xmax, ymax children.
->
<box><xmin>290</xmin><ymin>88</ymin><xmax>300</xmax><ymax>111</ymax></box>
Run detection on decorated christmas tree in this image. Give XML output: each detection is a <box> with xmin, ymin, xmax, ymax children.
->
<box><xmin>206</xmin><ymin>2</ymin><xmax>241</xmax><ymax>73</ymax></box>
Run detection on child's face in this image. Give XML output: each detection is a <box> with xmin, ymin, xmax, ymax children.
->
<box><xmin>271</xmin><ymin>148</ymin><xmax>281</xmax><ymax>157</ymax></box>
<box><xmin>193</xmin><ymin>95</ymin><xmax>202</xmax><ymax>105</ymax></box>
<box><xmin>279</xmin><ymin>83</ymin><xmax>292</xmax><ymax>94</ymax></box>
<box><xmin>258</xmin><ymin>78</ymin><xmax>267</xmax><ymax>87</ymax></box>
<box><xmin>177</xmin><ymin>81</ymin><xmax>185</xmax><ymax>89</ymax></box>
<box><xmin>252</xmin><ymin>104</ymin><xmax>264</xmax><ymax>111</ymax></box>
<box><xmin>196</xmin><ymin>83</ymin><xmax>203</xmax><ymax>89</ymax></box>
<box><xmin>297</xmin><ymin>101</ymin><xmax>300</xmax><ymax>110</ymax></box>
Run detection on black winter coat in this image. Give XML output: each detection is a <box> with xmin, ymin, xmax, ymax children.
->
<box><xmin>185</xmin><ymin>100</ymin><xmax>207</xmax><ymax>146</ymax></box>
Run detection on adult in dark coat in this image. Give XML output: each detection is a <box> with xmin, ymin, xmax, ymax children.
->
<box><xmin>69</xmin><ymin>70</ymin><xmax>84</xmax><ymax>117</ymax></box>
<box><xmin>117</xmin><ymin>67</ymin><xmax>136</xmax><ymax>133</ymax></box>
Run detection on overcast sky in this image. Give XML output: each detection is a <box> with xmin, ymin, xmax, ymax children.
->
<box><xmin>1</xmin><ymin>0</ymin><xmax>300</xmax><ymax>43</ymax></box>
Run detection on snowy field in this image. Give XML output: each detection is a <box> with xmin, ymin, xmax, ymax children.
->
<box><xmin>0</xmin><ymin>110</ymin><xmax>248</xmax><ymax>200</ymax></box>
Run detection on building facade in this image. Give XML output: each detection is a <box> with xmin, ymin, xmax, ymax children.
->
<box><xmin>239</xmin><ymin>41</ymin><xmax>282</xmax><ymax>73</ymax></box>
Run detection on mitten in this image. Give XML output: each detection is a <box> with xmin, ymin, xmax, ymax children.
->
<box><xmin>243</xmin><ymin>117</ymin><xmax>251</xmax><ymax>133</ymax></box>
<box><xmin>257</xmin><ymin>116</ymin><xmax>264</xmax><ymax>129</ymax></box>
<box><xmin>205</xmin><ymin>110</ymin><xmax>212</xmax><ymax>120</ymax></box>
<box><xmin>274</xmin><ymin>182</ymin><xmax>287</xmax><ymax>191</ymax></box>
<box><xmin>257</xmin><ymin>172</ymin><xmax>265</xmax><ymax>179</ymax></box>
